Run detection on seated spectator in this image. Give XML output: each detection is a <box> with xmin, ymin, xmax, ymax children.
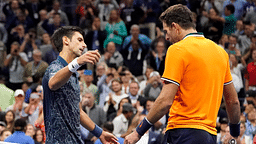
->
<box><xmin>22</xmin><ymin>93</ymin><xmax>42</xmax><ymax>125</ymax></box>
<box><xmin>108</xmin><ymin>97</ymin><xmax>131</xmax><ymax>121</ymax></box>
<box><xmin>99</xmin><ymin>41</ymin><xmax>123</xmax><ymax>68</ymax></box>
<box><xmin>0</xmin><ymin>75</ymin><xmax>15</xmax><ymax>112</ymax></box>
<box><xmin>244</xmin><ymin>49</ymin><xmax>256</xmax><ymax>97</ymax></box>
<box><xmin>25</xmin><ymin>124</ymin><xmax>35</xmax><ymax>138</ymax></box>
<box><xmin>4</xmin><ymin>118</ymin><xmax>34</xmax><ymax>144</ymax></box>
<box><xmin>4</xmin><ymin>41</ymin><xmax>28</xmax><ymax>90</ymax></box>
<box><xmin>226</xmin><ymin>34</ymin><xmax>242</xmax><ymax>56</ymax></box>
<box><xmin>242</xmin><ymin>34</ymin><xmax>256</xmax><ymax>64</ymax></box>
<box><xmin>5</xmin><ymin>89</ymin><xmax>28</xmax><ymax>120</ymax></box>
<box><xmin>23</xmin><ymin>49</ymin><xmax>48</xmax><ymax>83</ymax></box>
<box><xmin>94</xmin><ymin>121</ymin><xmax>124</xmax><ymax>144</ymax></box>
<box><xmin>20</xmin><ymin>28</ymin><xmax>41</xmax><ymax>61</ymax></box>
<box><xmin>97</xmin><ymin>0</ymin><xmax>118</xmax><ymax>30</ymax></box>
<box><xmin>112</xmin><ymin>102</ymin><xmax>135</xmax><ymax>138</ymax></box>
<box><xmin>143</xmin><ymin>71</ymin><xmax>162</xmax><ymax>99</ymax></box>
<box><xmin>128</xmin><ymin>81</ymin><xmax>147</xmax><ymax>108</ymax></box>
<box><xmin>42</xmin><ymin>13</ymin><xmax>65</xmax><ymax>36</ymax></box>
<box><xmin>93</xmin><ymin>62</ymin><xmax>107</xmax><ymax>85</ymax></box>
<box><xmin>81</xmin><ymin>70</ymin><xmax>98</xmax><ymax>96</ymax></box>
<box><xmin>33</xmin><ymin>128</ymin><xmax>44</xmax><ymax>144</ymax></box>
<box><xmin>244</xmin><ymin>109</ymin><xmax>256</xmax><ymax>140</ymax></box>
<box><xmin>37</xmin><ymin>9</ymin><xmax>48</xmax><ymax>38</ymax></box>
<box><xmin>121</xmin><ymin>35</ymin><xmax>149</xmax><ymax>77</ymax></box>
<box><xmin>39</xmin><ymin>33</ymin><xmax>52</xmax><ymax>58</ymax></box>
<box><xmin>216</xmin><ymin>118</ymin><xmax>229</xmax><ymax>144</ymax></box>
<box><xmin>148</xmin><ymin>41</ymin><xmax>166</xmax><ymax>76</ymax></box>
<box><xmin>218</xmin><ymin>34</ymin><xmax>229</xmax><ymax>49</ymax></box>
<box><xmin>75</xmin><ymin>0</ymin><xmax>97</xmax><ymax>31</ymax></box>
<box><xmin>85</xmin><ymin>17</ymin><xmax>107</xmax><ymax>55</ymax></box>
<box><xmin>120</xmin><ymin>67</ymin><xmax>134</xmax><ymax>94</ymax></box>
<box><xmin>103</xmin><ymin>79</ymin><xmax>128</xmax><ymax>114</ymax></box>
<box><xmin>0</xmin><ymin>129</ymin><xmax>12</xmax><ymax>141</ymax></box>
<box><xmin>81</xmin><ymin>91</ymin><xmax>106</xmax><ymax>144</ymax></box>
<box><xmin>234</xmin><ymin>20</ymin><xmax>244</xmax><ymax>36</ymax></box>
<box><xmin>48</xmin><ymin>0</ymin><xmax>69</xmax><ymax>26</ymax></box>
<box><xmin>4</xmin><ymin>110</ymin><xmax>15</xmax><ymax>133</ymax></box>
<box><xmin>238</xmin><ymin>21</ymin><xmax>254</xmax><ymax>55</ymax></box>
<box><xmin>239</xmin><ymin>121</ymin><xmax>252</xmax><ymax>144</ymax></box>
<box><xmin>103</xmin><ymin>9</ymin><xmax>127</xmax><ymax>51</ymax></box>
<box><xmin>138</xmin><ymin>66</ymin><xmax>154</xmax><ymax>95</ymax></box>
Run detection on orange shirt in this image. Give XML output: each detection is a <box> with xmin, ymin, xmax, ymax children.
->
<box><xmin>161</xmin><ymin>33</ymin><xmax>232</xmax><ymax>135</ymax></box>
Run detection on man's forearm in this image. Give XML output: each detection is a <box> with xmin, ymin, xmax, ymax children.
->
<box><xmin>48</xmin><ymin>66</ymin><xmax>72</xmax><ymax>90</ymax></box>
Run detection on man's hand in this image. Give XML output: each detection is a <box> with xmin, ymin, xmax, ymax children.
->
<box><xmin>77</xmin><ymin>50</ymin><xmax>101</xmax><ymax>65</ymax></box>
<box><xmin>124</xmin><ymin>130</ymin><xmax>141</xmax><ymax>144</ymax></box>
<box><xmin>99</xmin><ymin>131</ymin><xmax>119</xmax><ymax>144</ymax></box>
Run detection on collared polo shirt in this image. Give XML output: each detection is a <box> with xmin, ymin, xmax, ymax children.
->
<box><xmin>42</xmin><ymin>56</ymin><xmax>83</xmax><ymax>143</ymax></box>
<box><xmin>162</xmin><ymin>33</ymin><xmax>232</xmax><ymax>135</ymax></box>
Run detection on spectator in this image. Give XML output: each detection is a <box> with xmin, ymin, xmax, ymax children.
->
<box><xmin>23</xmin><ymin>49</ymin><xmax>48</xmax><ymax>83</ymax></box>
<box><xmin>119</xmin><ymin>0</ymin><xmax>144</xmax><ymax>33</ymax></box>
<box><xmin>4</xmin><ymin>42</ymin><xmax>28</xmax><ymax>90</ymax></box>
<box><xmin>128</xmin><ymin>81</ymin><xmax>147</xmax><ymax>108</ymax></box>
<box><xmin>99</xmin><ymin>41</ymin><xmax>123</xmax><ymax>68</ymax></box>
<box><xmin>0</xmin><ymin>42</ymin><xmax>7</xmax><ymax>74</ymax></box>
<box><xmin>5</xmin><ymin>89</ymin><xmax>28</xmax><ymax>120</ymax></box>
<box><xmin>108</xmin><ymin>97</ymin><xmax>132</xmax><ymax>121</ymax></box>
<box><xmin>25</xmin><ymin>124</ymin><xmax>35</xmax><ymax>138</ymax></box>
<box><xmin>19</xmin><ymin>28</ymin><xmax>40</xmax><ymax>61</ymax></box>
<box><xmin>244</xmin><ymin>48</ymin><xmax>256</xmax><ymax>97</ymax></box>
<box><xmin>103</xmin><ymin>79</ymin><xmax>128</xmax><ymax>114</ymax></box>
<box><xmin>234</xmin><ymin>20</ymin><xmax>244</xmax><ymax>36</ymax></box>
<box><xmin>133</xmin><ymin>0</ymin><xmax>161</xmax><ymax>40</ymax></box>
<box><xmin>112</xmin><ymin>102</ymin><xmax>135</xmax><ymax>137</ymax></box>
<box><xmin>33</xmin><ymin>128</ymin><xmax>44</xmax><ymax>144</ymax></box>
<box><xmin>0</xmin><ymin>75</ymin><xmax>15</xmax><ymax>112</ymax></box>
<box><xmin>242</xmin><ymin>34</ymin><xmax>256</xmax><ymax>64</ymax></box>
<box><xmin>97</xmin><ymin>0</ymin><xmax>117</xmax><ymax>30</ymax></box>
<box><xmin>216</xmin><ymin>118</ymin><xmax>229</xmax><ymax>144</ymax></box>
<box><xmin>75</xmin><ymin>0</ymin><xmax>97</xmax><ymax>31</ymax></box>
<box><xmin>4</xmin><ymin>118</ymin><xmax>34</xmax><ymax>144</ymax></box>
<box><xmin>3</xmin><ymin>0</ymin><xmax>21</xmax><ymax>24</ymax></box>
<box><xmin>93</xmin><ymin>62</ymin><xmax>107</xmax><ymax>85</ymax></box>
<box><xmin>42</xmin><ymin>12</ymin><xmax>65</xmax><ymax>36</ymax></box>
<box><xmin>0</xmin><ymin>23</ymin><xmax>8</xmax><ymax>44</ymax></box>
<box><xmin>226</xmin><ymin>34</ymin><xmax>241</xmax><ymax>56</ymax></box>
<box><xmin>239</xmin><ymin>121</ymin><xmax>252</xmax><ymax>144</ymax></box>
<box><xmin>244</xmin><ymin>109</ymin><xmax>256</xmax><ymax>139</ymax></box>
<box><xmin>147</xmin><ymin>41</ymin><xmax>166</xmax><ymax>76</ymax></box>
<box><xmin>81</xmin><ymin>91</ymin><xmax>107</xmax><ymax>144</ymax></box>
<box><xmin>0</xmin><ymin>121</ymin><xmax>6</xmax><ymax>134</ymax></box>
<box><xmin>201</xmin><ymin>0</ymin><xmax>223</xmax><ymax>14</ymax></box>
<box><xmin>244</xmin><ymin>0</ymin><xmax>256</xmax><ymax>25</ymax></box>
<box><xmin>218</xmin><ymin>34</ymin><xmax>229</xmax><ymax>49</ymax></box>
<box><xmin>138</xmin><ymin>66</ymin><xmax>154</xmax><ymax>95</ymax></box>
<box><xmin>122</xmin><ymin>24</ymin><xmax>152</xmax><ymax>51</ymax></box>
<box><xmin>39</xmin><ymin>32</ymin><xmax>52</xmax><ymax>58</ymax></box>
<box><xmin>103</xmin><ymin>9</ymin><xmax>127</xmax><ymax>51</ymax></box>
<box><xmin>143</xmin><ymin>71</ymin><xmax>162</xmax><ymax>99</ymax></box>
<box><xmin>36</xmin><ymin>9</ymin><xmax>48</xmax><ymax>38</ymax></box>
<box><xmin>222</xmin><ymin>0</ymin><xmax>246</xmax><ymax>20</ymax></box>
<box><xmin>43</xmin><ymin>41</ymin><xmax>59</xmax><ymax>65</ymax></box>
<box><xmin>121</xmin><ymin>34</ymin><xmax>149</xmax><ymax>77</ymax></box>
<box><xmin>48</xmin><ymin>0</ymin><xmax>69</xmax><ymax>26</ymax></box>
<box><xmin>22</xmin><ymin>93</ymin><xmax>42</xmax><ymax>125</ymax></box>
<box><xmin>222</xmin><ymin>4</ymin><xmax>237</xmax><ymax>35</ymax></box>
<box><xmin>94</xmin><ymin>121</ymin><xmax>125</xmax><ymax>144</ymax></box>
<box><xmin>8</xmin><ymin>24</ymin><xmax>26</xmax><ymax>54</ymax></box>
<box><xmin>0</xmin><ymin>129</ymin><xmax>12</xmax><ymax>141</ymax></box>
<box><xmin>238</xmin><ymin>21</ymin><xmax>254</xmax><ymax>55</ymax></box>
<box><xmin>81</xmin><ymin>70</ymin><xmax>98</xmax><ymax>96</ymax></box>
<box><xmin>25</xmin><ymin>0</ymin><xmax>46</xmax><ymax>25</ymax></box>
<box><xmin>85</xmin><ymin>17</ymin><xmax>107</xmax><ymax>55</ymax></box>
<box><xmin>4</xmin><ymin>110</ymin><xmax>15</xmax><ymax>133</ymax></box>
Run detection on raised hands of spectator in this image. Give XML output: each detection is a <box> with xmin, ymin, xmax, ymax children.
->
<box><xmin>13</xmin><ymin>100</ymin><xmax>23</xmax><ymax>112</ymax></box>
<box><xmin>24</xmin><ymin>33</ymin><xmax>30</xmax><ymax>43</ymax></box>
<box><xmin>108</xmin><ymin>93</ymin><xmax>116</xmax><ymax>105</ymax></box>
<box><xmin>235</xmin><ymin>49</ymin><xmax>241</xmax><ymax>57</ymax></box>
<box><xmin>244</xmin><ymin>103</ymin><xmax>255</xmax><ymax>114</ymax></box>
<box><xmin>26</xmin><ymin>76</ymin><xmax>33</xmax><ymax>83</ymax></box>
<box><xmin>131</xmin><ymin>35</ymin><xmax>139</xmax><ymax>43</ymax></box>
<box><xmin>10</xmin><ymin>46</ymin><xmax>19</xmax><ymax>56</ymax></box>
<box><xmin>135</xmin><ymin>102</ymin><xmax>144</xmax><ymax>113</ymax></box>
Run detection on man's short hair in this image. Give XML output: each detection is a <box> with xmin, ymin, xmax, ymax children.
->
<box><xmin>226</xmin><ymin>4</ymin><xmax>235</xmax><ymax>14</ymax></box>
<box><xmin>159</xmin><ymin>4</ymin><xmax>195</xmax><ymax>30</ymax></box>
<box><xmin>51</xmin><ymin>26</ymin><xmax>85</xmax><ymax>52</ymax></box>
<box><xmin>14</xmin><ymin>118</ymin><xmax>27</xmax><ymax>131</ymax></box>
<box><xmin>102</xmin><ymin>121</ymin><xmax>114</xmax><ymax>133</ymax></box>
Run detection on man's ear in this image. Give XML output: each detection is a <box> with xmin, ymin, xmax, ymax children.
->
<box><xmin>63</xmin><ymin>36</ymin><xmax>70</xmax><ymax>46</ymax></box>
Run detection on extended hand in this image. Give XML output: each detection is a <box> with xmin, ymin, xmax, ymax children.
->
<box><xmin>124</xmin><ymin>131</ymin><xmax>141</xmax><ymax>144</ymax></box>
<box><xmin>99</xmin><ymin>131</ymin><xmax>119</xmax><ymax>144</ymax></box>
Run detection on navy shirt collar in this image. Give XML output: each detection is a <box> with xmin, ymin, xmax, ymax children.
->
<box><xmin>57</xmin><ymin>56</ymin><xmax>68</xmax><ymax>66</ymax></box>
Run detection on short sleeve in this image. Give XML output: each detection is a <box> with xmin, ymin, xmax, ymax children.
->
<box><xmin>224</xmin><ymin>59</ymin><xmax>233</xmax><ymax>85</ymax></box>
<box><xmin>161</xmin><ymin>45</ymin><xmax>186</xmax><ymax>86</ymax></box>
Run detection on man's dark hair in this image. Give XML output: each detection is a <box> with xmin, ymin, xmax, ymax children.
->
<box><xmin>102</xmin><ymin>121</ymin><xmax>114</xmax><ymax>133</ymax></box>
<box><xmin>226</xmin><ymin>4</ymin><xmax>235</xmax><ymax>14</ymax></box>
<box><xmin>51</xmin><ymin>26</ymin><xmax>85</xmax><ymax>52</ymax></box>
<box><xmin>243</xmin><ymin>21</ymin><xmax>252</xmax><ymax>26</ymax></box>
<box><xmin>159</xmin><ymin>4</ymin><xmax>195</xmax><ymax>30</ymax></box>
<box><xmin>14</xmin><ymin>118</ymin><xmax>27</xmax><ymax>131</ymax></box>
<box><xmin>229</xmin><ymin>34</ymin><xmax>238</xmax><ymax>41</ymax></box>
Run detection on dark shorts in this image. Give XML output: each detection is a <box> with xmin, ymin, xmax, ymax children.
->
<box><xmin>162</xmin><ymin>128</ymin><xmax>216</xmax><ymax>144</ymax></box>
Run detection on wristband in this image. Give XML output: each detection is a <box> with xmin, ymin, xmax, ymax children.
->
<box><xmin>90</xmin><ymin>124</ymin><xmax>103</xmax><ymax>138</ymax></box>
<box><xmin>136</xmin><ymin>117</ymin><xmax>153</xmax><ymax>136</ymax></box>
<box><xmin>68</xmin><ymin>58</ymin><xmax>81</xmax><ymax>73</ymax></box>
<box><xmin>229</xmin><ymin>122</ymin><xmax>240</xmax><ymax>137</ymax></box>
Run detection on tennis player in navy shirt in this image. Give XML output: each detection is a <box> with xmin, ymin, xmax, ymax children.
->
<box><xmin>42</xmin><ymin>26</ymin><xmax>118</xmax><ymax>144</ymax></box>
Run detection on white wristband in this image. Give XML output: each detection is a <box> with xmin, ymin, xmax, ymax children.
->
<box><xmin>68</xmin><ymin>58</ymin><xmax>81</xmax><ymax>73</ymax></box>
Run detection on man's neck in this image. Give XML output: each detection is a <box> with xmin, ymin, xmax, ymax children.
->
<box><xmin>115</xmin><ymin>91</ymin><xmax>122</xmax><ymax>96</ymax></box>
<box><xmin>59</xmin><ymin>50</ymin><xmax>76</xmax><ymax>64</ymax></box>
<box><xmin>180</xmin><ymin>28</ymin><xmax>198</xmax><ymax>40</ymax></box>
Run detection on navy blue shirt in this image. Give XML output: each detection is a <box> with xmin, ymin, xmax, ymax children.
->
<box><xmin>42</xmin><ymin>56</ymin><xmax>83</xmax><ymax>143</ymax></box>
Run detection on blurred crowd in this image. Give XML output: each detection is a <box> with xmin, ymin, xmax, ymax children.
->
<box><xmin>0</xmin><ymin>0</ymin><xmax>256</xmax><ymax>143</ymax></box>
